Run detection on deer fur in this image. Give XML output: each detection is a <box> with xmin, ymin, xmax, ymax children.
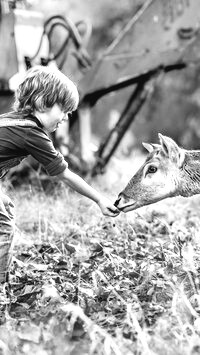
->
<box><xmin>115</xmin><ymin>133</ymin><xmax>200</xmax><ymax>212</ymax></box>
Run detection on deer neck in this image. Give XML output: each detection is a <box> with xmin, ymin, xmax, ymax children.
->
<box><xmin>179</xmin><ymin>151</ymin><xmax>200</xmax><ymax>197</ymax></box>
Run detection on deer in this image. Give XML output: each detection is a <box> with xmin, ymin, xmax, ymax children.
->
<box><xmin>114</xmin><ymin>133</ymin><xmax>200</xmax><ymax>212</ymax></box>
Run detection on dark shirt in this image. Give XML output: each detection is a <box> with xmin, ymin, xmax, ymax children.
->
<box><xmin>0</xmin><ymin>111</ymin><xmax>68</xmax><ymax>177</ymax></box>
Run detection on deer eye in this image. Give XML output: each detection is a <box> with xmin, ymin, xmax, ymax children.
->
<box><xmin>147</xmin><ymin>165</ymin><xmax>157</xmax><ymax>174</ymax></box>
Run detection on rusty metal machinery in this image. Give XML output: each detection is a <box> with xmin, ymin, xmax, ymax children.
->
<box><xmin>0</xmin><ymin>1</ymin><xmax>91</xmax><ymax>90</ymax></box>
<box><xmin>76</xmin><ymin>0</ymin><xmax>200</xmax><ymax>175</ymax></box>
<box><xmin>1</xmin><ymin>0</ymin><xmax>200</xmax><ymax>177</ymax></box>
<box><xmin>79</xmin><ymin>0</ymin><xmax>196</xmax><ymax>98</ymax></box>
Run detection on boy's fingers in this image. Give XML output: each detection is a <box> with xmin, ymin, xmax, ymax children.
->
<box><xmin>107</xmin><ymin>207</ymin><xmax>120</xmax><ymax>215</ymax></box>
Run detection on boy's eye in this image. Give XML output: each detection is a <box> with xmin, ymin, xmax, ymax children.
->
<box><xmin>147</xmin><ymin>165</ymin><xmax>157</xmax><ymax>174</ymax></box>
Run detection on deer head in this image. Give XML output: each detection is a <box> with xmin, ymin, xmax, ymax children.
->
<box><xmin>115</xmin><ymin>134</ymin><xmax>186</xmax><ymax>212</ymax></box>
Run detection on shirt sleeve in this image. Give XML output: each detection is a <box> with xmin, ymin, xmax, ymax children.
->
<box><xmin>24</xmin><ymin>127</ymin><xmax>68</xmax><ymax>176</ymax></box>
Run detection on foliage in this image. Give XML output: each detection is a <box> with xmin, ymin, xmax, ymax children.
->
<box><xmin>1</xmin><ymin>171</ymin><xmax>200</xmax><ymax>355</ymax></box>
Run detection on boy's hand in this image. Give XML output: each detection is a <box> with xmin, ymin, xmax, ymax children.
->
<box><xmin>97</xmin><ymin>197</ymin><xmax>120</xmax><ymax>217</ymax></box>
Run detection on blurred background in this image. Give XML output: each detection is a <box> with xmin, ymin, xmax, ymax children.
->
<box><xmin>1</xmin><ymin>0</ymin><xmax>200</xmax><ymax>178</ymax></box>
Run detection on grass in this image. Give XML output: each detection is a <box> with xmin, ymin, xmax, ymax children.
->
<box><xmin>1</xmin><ymin>154</ymin><xmax>200</xmax><ymax>354</ymax></box>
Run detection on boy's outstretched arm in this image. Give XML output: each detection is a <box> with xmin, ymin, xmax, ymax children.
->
<box><xmin>57</xmin><ymin>168</ymin><xmax>120</xmax><ymax>217</ymax></box>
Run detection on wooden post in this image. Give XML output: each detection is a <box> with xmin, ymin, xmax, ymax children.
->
<box><xmin>78</xmin><ymin>105</ymin><xmax>94</xmax><ymax>166</ymax></box>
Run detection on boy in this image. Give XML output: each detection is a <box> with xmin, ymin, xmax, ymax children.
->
<box><xmin>0</xmin><ymin>65</ymin><xmax>120</xmax><ymax>284</ymax></box>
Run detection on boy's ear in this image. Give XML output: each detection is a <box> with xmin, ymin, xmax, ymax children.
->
<box><xmin>158</xmin><ymin>133</ymin><xmax>185</xmax><ymax>167</ymax></box>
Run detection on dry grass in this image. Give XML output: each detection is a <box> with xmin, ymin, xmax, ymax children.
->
<box><xmin>1</xmin><ymin>154</ymin><xmax>200</xmax><ymax>354</ymax></box>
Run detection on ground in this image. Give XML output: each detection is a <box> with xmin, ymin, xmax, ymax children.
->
<box><xmin>1</xmin><ymin>153</ymin><xmax>200</xmax><ymax>355</ymax></box>
<box><xmin>1</xmin><ymin>2</ymin><xmax>200</xmax><ymax>353</ymax></box>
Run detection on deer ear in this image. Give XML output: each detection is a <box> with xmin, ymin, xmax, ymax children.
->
<box><xmin>142</xmin><ymin>142</ymin><xmax>154</xmax><ymax>153</ymax></box>
<box><xmin>158</xmin><ymin>133</ymin><xmax>185</xmax><ymax>167</ymax></box>
<box><xmin>151</xmin><ymin>143</ymin><xmax>161</xmax><ymax>149</ymax></box>
<box><xmin>142</xmin><ymin>142</ymin><xmax>161</xmax><ymax>153</ymax></box>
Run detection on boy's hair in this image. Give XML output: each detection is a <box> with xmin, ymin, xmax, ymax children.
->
<box><xmin>13</xmin><ymin>65</ymin><xmax>79</xmax><ymax>114</ymax></box>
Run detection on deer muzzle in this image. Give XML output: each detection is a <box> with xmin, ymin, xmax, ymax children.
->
<box><xmin>114</xmin><ymin>193</ymin><xmax>136</xmax><ymax>212</ymax></box>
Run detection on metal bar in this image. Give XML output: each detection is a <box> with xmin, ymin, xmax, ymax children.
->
<box><xmin>91</xmin><ymin>80</ymin><xmax>148</xmax><ymax>176</ymax></box>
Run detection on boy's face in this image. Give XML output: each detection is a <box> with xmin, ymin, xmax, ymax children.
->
<box><xmin>40</xmin><ymin>104</ymin><xmax>70</xmax><ymax>132</ymax></box>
